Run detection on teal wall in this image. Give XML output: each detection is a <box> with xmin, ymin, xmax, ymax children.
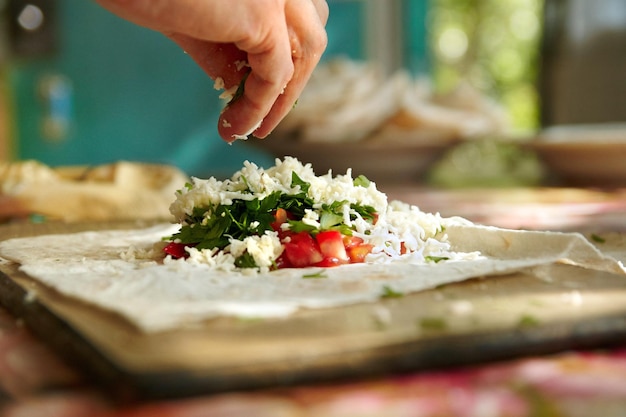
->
<box><xmin>9</xmin><ymin>0</ymin><xmax>426</xmax><ymax>178</ymax></box>
<box><xmin>404</xmin><ymin>0</ymin><xmax>430</xmax><ymax>74</ymax></box>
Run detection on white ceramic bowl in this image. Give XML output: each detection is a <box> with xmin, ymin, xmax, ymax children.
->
<box><xmin>530</xmin><ymin>124</ymin><xmax>626</xmax><ymax>186</ymax></box>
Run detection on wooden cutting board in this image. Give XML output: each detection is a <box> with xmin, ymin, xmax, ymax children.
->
<box><xmin>1</xmin><ymin>221</ymin><xmax>626</xmax><ymax>401</ymax></box>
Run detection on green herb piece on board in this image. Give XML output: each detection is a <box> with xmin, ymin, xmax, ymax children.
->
<box><xmin>381</xmin><ymin>285</ymin><xmax>404</xmax><ymax>298</ymax></box>
<box><xmin>418</xmin><ymin>317</ymin><xmax>448</xmax><ymax>330</ymax></box>
<box><xmin>302</xmin><ymin>270</ymin><xmax>328</xmax><ymax>279</ymax></box>
<box><xmin>518</xmin><ymin>314</ymin><xmax>540</xmax><ymax>328</ymax></box>
<box><xmin>590</xmin><ymin>234</ymin><xmax>606</xmax><ymax>243</ymax></box>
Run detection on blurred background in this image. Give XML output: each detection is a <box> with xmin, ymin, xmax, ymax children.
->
<box><xmin>0</xmin><ymin>0</ymin><xmax>624</xmax><ymax>183</ymax></box>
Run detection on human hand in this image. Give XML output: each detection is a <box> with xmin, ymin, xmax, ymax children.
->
<box><xmin>94</xmin><ymin>0</ymin><xmax>329</xmax><ymax>142</ymax></box>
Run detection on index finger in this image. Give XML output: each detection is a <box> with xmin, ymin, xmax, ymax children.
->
<box><xmin>217</xmin><ymin>23</ymin><xmax>295</xmax><ymax>141</ymax></box>
<box><xmin>248</xmin><ymin>0</ymin><xmax>328</xmax><ymax>138</ymax></box>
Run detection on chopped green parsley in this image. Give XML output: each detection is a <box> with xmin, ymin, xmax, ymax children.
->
<box><xmin>381</xmin><ymin>285</ymin><xmax>404</xmax><ymax>298</ymax></box>
<box><xmin>517</xmin><ymin>314</ymin><xmax>540</xmax><ymax>328</ymax></box>
<box><xmin>425</xmin><ymin>256</ymin><xmax>450</xmax><ymax>263</ymax></box>
<box><xmin>418</xmin><ymin>317</ymin><xmax>448</xmax><ymax>330</ymax></box>
<box><xmin>302</xmin><ymin>270</ymin><xmax>328</xmax><ymax>279</ymax></box>
<box><xmin>590</xmin><ymin>234</ymin><xmax>606</xmax><ymax>243</ymax></box>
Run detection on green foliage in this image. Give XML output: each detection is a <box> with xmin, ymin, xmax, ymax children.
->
<box><xmin>429</xmin><ymin>0</ymin><xmax>542</xmax><ymax>130</ymax></box>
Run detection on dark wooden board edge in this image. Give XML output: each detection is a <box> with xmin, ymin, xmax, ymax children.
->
<box><xmin>0</xmin><ymin>269</ymin><xmax>142</xmax><ymax>402</ymax></box>
<box><xmin>2</xmin><ymin>266</ymin><xmax>626</xmax><ymax>402</ymax></box>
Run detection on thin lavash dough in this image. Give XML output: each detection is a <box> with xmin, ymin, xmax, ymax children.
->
<box><xmin>0</xmin><ymin>223</ymin><xmax>624</xmax><ymax>332</ymax></box>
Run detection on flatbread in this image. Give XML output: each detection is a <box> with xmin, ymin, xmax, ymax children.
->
<box><xmin>0</xmin><ymin>160</ymin><xmax>189</xmax><ymax>222</ymax></box>
<box><xmin>0</xmin><ymin>223</ymin><xmax>623</xmax><ymax>332</ymax></box>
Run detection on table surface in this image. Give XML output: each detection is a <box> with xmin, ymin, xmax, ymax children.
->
<box><xmin>2</xmin><ymin>186</ymin><xmax>626</xmax><ymax>417</ymax></box>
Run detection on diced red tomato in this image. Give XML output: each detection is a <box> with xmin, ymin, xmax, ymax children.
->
<box><xmin>400</xmin><ymin>242</ymin><xmax>408</xmax><ymax>255</ymax></box>
<box><xmin>283</xmin><ymin>231</ymin><xmax>324</xmax><ymax>267</ymax></box>
<box><xmin>270</xmin><ymin>208</ymin><xmax>375</xmax><ymax>269</ymax></box>
<box><xmin>271</xmin><ymin>208</ymin><xmax>297</xmax><ymax>239</ymax></box>
<box><xmin>342</xmin><ymin>234</ymin><xmax>374</xmax><ymax>263</ymax></box>
<box><xmin>163</xmin><ymin>242</ymin><xmax>190</xmax><ymax>259</ymax></box>
<box><xmin>346</xmin><ymin>243</ymin><xmax>374</xmax><ymax>263</ymax></box>
<box><xmin>314</xmin><ymin>257</ymin><xmax>343</xmax><ymax>267</ymax></box>
<box><xmin>270</xmin><ymin>208</ymin><xmax>289</xmax><ymax>231</ymax></box>
<box><xmin>343</xmin><ymin>235</ymin><xmax>364</xmax><ymax>248</ymax></box>
<box><xmin>273</xmin><ymin>251</ymin><xmax>293</xmax><ymax>269</ymax></box>
<box><xmin>316</xmin><ymin>230</ymin><xmax>349</xmax><ymax>263</ymax></box>
<box><xmin>278</xmin><ymin>228</ymin><xmax>375</xmax><ymax>269</ymax></box>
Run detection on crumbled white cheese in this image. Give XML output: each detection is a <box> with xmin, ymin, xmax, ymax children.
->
<box><xmin>302</xmin><ymin>209</ymin><xmax>321</xmax><ymax>228</ymax></box>
<box><xmin>219</xmin><ymin>85</ymin><xmax>238</xmax><ymax>101</ymax></box>
<box><xmin>234</xmin><ymin>60</ymin><xmax>250</xmax><ymax>71</ymax></box>
<box><xmin>214</xmin><ymin>76</ymin><xmax>239</xmax><ymax>103</ymax></box>
<box><xmin>231</xmin><ymin>119</ymin><xmax>263</xmax><ymax>141</ymax></box>
<box><xmin>24</xmin><ymin>290</ymin><xmax>37</xmax><ymax>303</ymax></box>
<box><xmin>213</xmin><ymin>77</ymin><xmax>225</xmax><ymax>91</ymax></box>
<box><xmin>229</xmin><ymin>232</ymin><xmax>283</xmax><ymax>272</ymax></box>
<box><xmin>371</xmin><ymin>305</ymin><xmax>392</xmax><ymax>327</ymax></box>
<box><xmin>168</xmin><ymin>157</ymin><xmax>479</xmax><ymax>271</ymax></box>
<box><xmin>449</xmin><ymin>300</ymin><xmax>474</xmax><ymax>315</ymax></box>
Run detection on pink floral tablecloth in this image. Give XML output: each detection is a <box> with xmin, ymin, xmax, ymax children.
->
<box><xmin>1</xmin><ymin>302</ymin><xmax>626</xmax><ymax>417</ymax></box>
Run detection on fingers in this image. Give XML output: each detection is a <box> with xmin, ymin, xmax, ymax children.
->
<box><xmin>170</xmin><ymin>35</ymin><xmax>291</xmax><ymax>141</ymax></box>
<box><xmin>160</xmin><ymin>0</ymin><xmax>296</xmax><ymax>142</ymax></box>
<box><xmin>165</xmin><ymin>0</ymin><xmax>328</xmax><ymax>141</ymax></box>
<box><xmin>95</xmin><ymin>0</ymin><xmax>329</xmax><ymax>143</ymax></box>
<box><xmin>250</xmin><ymin>0</ymin><xmax>328</xmax><ymax>138</ymax></box>
<box><xmin>217</xmin><ymin>34</ymin><xmax>295</xmax><ymax>140</ymax></box>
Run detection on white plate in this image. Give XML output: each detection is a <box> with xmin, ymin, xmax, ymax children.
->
<box><xmin>530</xmin><ymin>124</ymin><xmax>626</xmax><ymax>186</ymax></box>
